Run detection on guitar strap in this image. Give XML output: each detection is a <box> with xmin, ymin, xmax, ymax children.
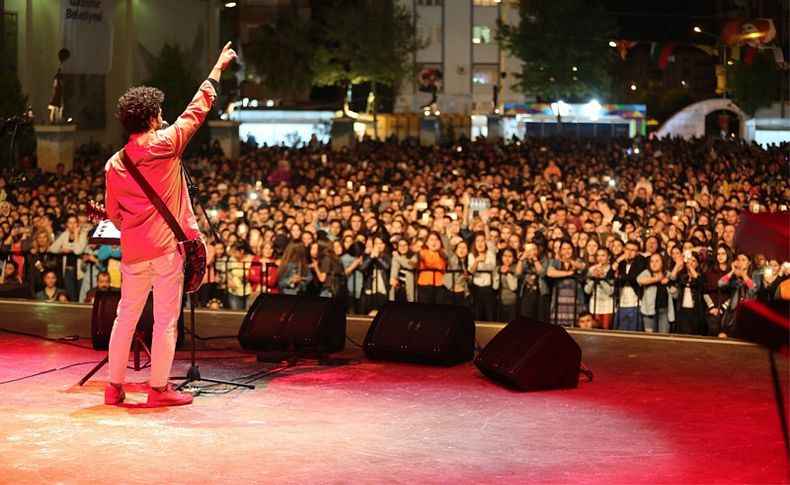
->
<box><xmin>119</xmin><ymin>149</ymin><xmax>189</xmax><ymax>243</ymax></box>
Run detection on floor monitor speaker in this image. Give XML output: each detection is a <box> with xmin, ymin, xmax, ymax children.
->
<box><xmin>238</xmin><ymin>293</ymin><xmax>346</xmax><ymax>354</ymax></box>
<box><xmin>363</xmin><ymin>302</ymin><xmax>475</xmax><ymax>366</ymax></box>
<box><xmin>91</xmin><ymin>290</ymin><xmax>185</xmax><ymax>351</ymax></box>
<box><xmin>475</xmin><ymin>317</ymin><xmax>581</xmax><ymax>391</ymax></box>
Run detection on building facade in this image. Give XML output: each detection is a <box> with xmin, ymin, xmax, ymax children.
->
<box><xmin>395</xmin><ymin>0</ymin><xmax>524</xmax><ymax>115</ymax></box>
<box><xmin>4</xmin><ymin>0</ymin><xmax>223</xmax><ymax>148</ymax></box>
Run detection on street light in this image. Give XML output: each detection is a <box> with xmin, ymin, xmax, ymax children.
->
<box><xmin>693</xmin><ymin>26</ymin><xmax>717</xmax><ymax>40</ymax></box>
<box><xmin>693</xmin><ymin>26</ymin><xmax>728</xmax><ymax>99</ymax></box>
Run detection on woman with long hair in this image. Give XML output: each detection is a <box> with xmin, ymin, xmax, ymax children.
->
<box><xmin>584</xmin><ymin>247</ymin><xmax>615</xmax><ymax>330</ymax></box>
<box><xmin>444</xmin><ymin>239</ymin><xmax>471</xmax><ymax>307</ymax></box>
<box><xmin>546</xmin><ymin>239</ymin><xmax>586</xmax><ymax>327</ymax></box>
<box><xmin>468</xmin><ymin>231</ymin><xmax>498</xmax><ymax>321</ymax></box>
<box><xmin>583</xmin><ymin>237</ymin><xmax>600</xmax><ymax>269</ymax></box>
<box><xmin>702</xmin><ymin>244</ymin><xmax>732</xmax><ymax>336</ymax></box>
<box><xmin>516</xmin><ymin>242</ymin><xmax>546</xmax><ymax>321</ymax></box>
<box><xmin>276</xmin><ymin>241</ymin><xmax>313</xmax><ymax>295</ymax></box>
<box><xmin>358</xmin><ymin>235</ymin><xmax>391</xmax><ymax>312</ymax></box>
<box><xmin>638</xmin><ymin>253</ymin><xmax>675</xmax><ymax>334</ymax></box>
<box><xmin>497</xmin><ymin>248</ymin><xmax>519</xmax><ymax>322</ymax></box>
<box><xmin>669</xmin><ymin>250</ymin><xmax>706</xmax><ymax>335</ymax></box>
<box><xmin>417</xmin><ymin>231</ymin><xmax>448</xmax><ymax>304</ymax></box>
<box><xmin>248</xmin><ymin>240</ymin><xmax>280</xmax><ymax>299</ymax></box>
<box><xmin>309</xmin><ymin>238</ymin><xmax>347</xmax><ymax>298</ymax></box>
<box><xmin>717</xmin><ymin>252</ymin><xmax>756</xmax><ymax>337</ymax></box>
<box><xmin>390</xmin><ymin>237</ymin><xmax>417</xmax><ymax>302</ymax></box>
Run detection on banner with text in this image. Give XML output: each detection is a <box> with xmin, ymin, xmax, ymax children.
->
<box><xmin>61</xmin><ymin>0</ymin><xmax>115</xmax><ymax>74</ymax></box>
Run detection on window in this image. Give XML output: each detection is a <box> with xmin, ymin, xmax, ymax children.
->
<box><xmin>417</xmin><ymin>0</ymin><xmax>442</xmax><ymax>6</ymax></box>
<box><xmin>472</xmin><ymin>25</ymin><xmax>491</xmax><ymax>45</ymax></box>
<box><xmin>418</xmin><ymin>25</ymin><xmax>442</xmax><ymax>46</ymax></box>
<box><xmin>472</xmin><ymin>64</ymin><xmax>499</xmax><ymax>85</ymax></box>
<box><xmin>473</xmin><ymin>0</ymin><xmax>500</xmax><ymax>6</ymax></box>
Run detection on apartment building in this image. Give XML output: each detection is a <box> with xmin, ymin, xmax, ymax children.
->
<box><xmin>395</xmin><ymin>0</ymin><xmax>524</xmax><ymax>114</ymax></box>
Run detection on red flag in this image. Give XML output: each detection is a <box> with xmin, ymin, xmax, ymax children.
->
<box><xmin>615</xmin><ymin>40</ymin><xmax>637</xmax><ymax>61</ymax></box>
<box><xmin>651</xmin><ymin>42</ymin><xmax>676</xmax><ymax>70</ymax></box>
<box><xmin>743</xmin><ymin>46</ymin><xmax>757</xmax><ymax>66</ymax></box>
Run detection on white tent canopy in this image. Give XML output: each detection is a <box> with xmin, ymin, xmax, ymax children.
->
<box><xmin>656</xmin><ymin>99</ymin><xmax>746</xmax><ymax>139</ymax></box>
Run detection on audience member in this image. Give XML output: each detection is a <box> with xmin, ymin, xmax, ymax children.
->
<box><xmin>1</xmin><ymin>135</ymin><xmax>787</xmax><ymax>339</ymax></box>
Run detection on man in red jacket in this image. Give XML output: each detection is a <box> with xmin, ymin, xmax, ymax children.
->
<box><xmin>103</xmin><ymin>42</ymin><xmax>236</xmax><ymax>407</ymax></box>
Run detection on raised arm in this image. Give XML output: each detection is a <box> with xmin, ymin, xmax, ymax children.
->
<box><xmin>162</xmin><ymin>42</ymin><xmax>237</xmax><ymax>154</ymax></box>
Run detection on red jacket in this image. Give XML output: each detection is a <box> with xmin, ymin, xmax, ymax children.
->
<box><xmin>105</xmin><ymin>81</ymin><xmax>216</xmax><ymax>264</ymax></box>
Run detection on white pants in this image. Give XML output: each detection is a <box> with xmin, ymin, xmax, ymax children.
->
<box><xmin>108</xmin><ymin>251</ymin><xmax>183</xmax><ymax>388</ymax></box>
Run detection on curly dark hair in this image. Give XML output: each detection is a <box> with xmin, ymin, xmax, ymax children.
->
<box><xmin>117</xmin><ymin>86</ymin><xmax>164</xmax><ymax>134</ymax></box>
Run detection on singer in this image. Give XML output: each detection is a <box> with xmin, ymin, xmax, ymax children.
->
<box><xmin>103</xmin><ymin>42</ymin><xmax>237</xmax><ymax>407</ymax></box>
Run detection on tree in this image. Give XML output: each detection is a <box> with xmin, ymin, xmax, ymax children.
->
<box><xmin>0</xmin><ymin>50</ymin><xmax>33</xmax><ymax>170</ymax></box>
<box><xmin>143</xmin><ymin>44</ymin><xmax>213</xmax><ymax>154</ymax></box>
<box><xmin>727</xmin><ymin>51</ymin><xmax>782</xmax><ymax>117</ymax></box>
<box><xmin>246</xmin><ymin>13</ymin><xmax>314</xmax><ymax>105</ymax></box>
<box><xmin>497</xmin><ymin>0</ymin><xmax>617</xmax><ymax>102</ymax></box>
<box><xmin>653</xmin><ymin>88</ymin><xmax>695</xmax><ymax>124</ymax></box>
<box><xmin>311</xmin><ymin>0</ymin><xmax>421</xmax><ymax>137</ymax></box>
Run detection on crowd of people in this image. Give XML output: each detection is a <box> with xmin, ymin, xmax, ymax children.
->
<box><xmin>1</xmin><ymin>135</ymin><xmax>788</xmax><ymax>338</ymax></box>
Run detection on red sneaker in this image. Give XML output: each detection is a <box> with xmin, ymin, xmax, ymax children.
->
<box><xmin>146</xmin><ymin>384</ymin><xmax>193</xmax><ymax>408</ymax></box>
<box><xmin>104</xmin><ymin>383</ymin><xmax>125</xmax><ymax>405</ymax></box>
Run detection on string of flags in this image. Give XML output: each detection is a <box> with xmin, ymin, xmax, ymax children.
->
<box><xmin>613</xmin><ymin>17</ymin><xmax>784</xmax><ymax>70</ymax></box>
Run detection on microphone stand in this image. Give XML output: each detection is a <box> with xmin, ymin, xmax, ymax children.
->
<box><xmin>1</xmin><ymin>113</ymin><xmax>33</xmax><ymax>173</ymax></box>
<box><xmin>172</xmin><ymin>154</ymin><xmax>254</xmax><ymax>391</ymax></box>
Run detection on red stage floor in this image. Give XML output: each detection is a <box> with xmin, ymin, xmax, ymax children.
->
<box><xmin>0</xmin><ymin>301</ymin><xmax>787</xmax><ymax>484</ymax></box>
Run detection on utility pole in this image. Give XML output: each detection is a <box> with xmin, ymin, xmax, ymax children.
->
<box><xmin>496</xmin><ymin>0</ymin><xmax>506</xmax><ymax>114</ymax></box>
<box><xmin>0</xmin><ymin>0</ymin><xmax>5</xmax><ymax>55</ymax></box>
<box><xmin>782</xmin><ymin>0</ymin><xmax>788</xmax><ymax>118</ymax></box>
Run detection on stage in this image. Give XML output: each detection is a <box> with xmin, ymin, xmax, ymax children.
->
<box><xmin>0</xmin><ymin>300</ymin><xmax>787</xmax><ymax>483</ymax></box>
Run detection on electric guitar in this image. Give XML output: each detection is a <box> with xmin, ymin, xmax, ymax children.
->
<box><xmin>87</xmin><ymin>200</ymin><xmax>206</xmax><ymax>292</ymax></box>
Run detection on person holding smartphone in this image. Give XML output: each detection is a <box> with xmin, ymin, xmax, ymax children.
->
<box><xmin>717</xmin><ymin>253</ymin><xmax>756</xmax><ymax>337</ymax></box>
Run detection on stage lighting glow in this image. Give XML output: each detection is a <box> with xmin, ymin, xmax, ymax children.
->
<box><xmin>225</xmin><ymin>2</ymin><xmax>237</xmax><ymax>7</ymax></box>
<box><xmin>608</xmin><ymin>41</ymin><xmax>617</xmax><ymax>47</ymax></box>
<box><xmin>550</xmin><ymin>100</ymin><xmax>570</xmax><ymax>117</ymax></box>
<box><xmin>583</xmin><ymin>99</ymin><xmax>601</xmax><ymax>120</ymax></box>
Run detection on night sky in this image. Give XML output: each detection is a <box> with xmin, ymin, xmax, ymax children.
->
<box><xmin>601</xmin><ymin>0</ymin><xmax>786</xmax><ymax>44</ymax></box>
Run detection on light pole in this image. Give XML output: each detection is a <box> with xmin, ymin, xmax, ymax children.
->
<box><xmin>693</xmin><ymin>26</ymin><xmax>727</xmax><ymax>99</ymax></box>
<box><xmin>496</xmin><ymin>0</ymin><xmax>507</xmax><ymax>115</ymax></box>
